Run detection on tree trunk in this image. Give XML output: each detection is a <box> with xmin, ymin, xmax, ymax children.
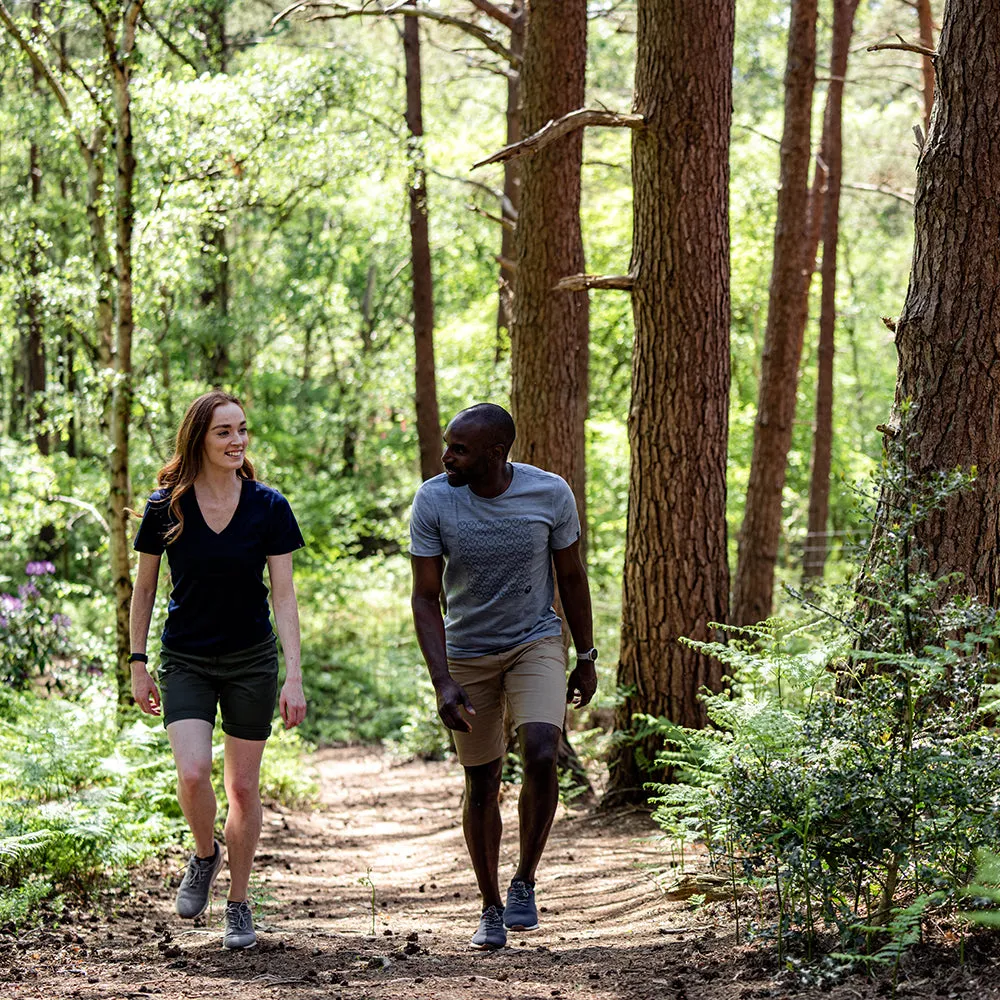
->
<box><xmin>403</xmin><ymin>17</ymin><xmax>442</xmax><ymax>482</ymax></box>
<box><xmin>871</xmin><ymin>0</ymin><xmax>1000</xmax><ymax>606</ymax></box>
<box><xmin>916</xmin><ymin>0</ymin><xmax>935</xmax><ymax>134</ymax></box>
<box><xmin>496</xmin><ymin>0</ymin><xmax>524</xmax><ymax>351</ymax></box>
<box><xmin>607</xmin><ymin>0</ymin><xmax>734</xmax><ymax>802</ymax></box>
<box><xmin>509</xmin><ymin>0</ymin><xmax>588</xmax><ymax>533</ymax></box>
<box><xmin>803</xmin><ymin>0</ymin><xmax>859</xmax><ymax>581</ymax></box>
<box><xmin>732</xmin><ymin>0</ymin><xmax>818</xmax><ymax>626</ymax></box>
<box><xmin>108</xmin><ymin>1</ymin><xmax>142</xmax><ymax>709</ymax></box>
<box><xmin>25</xmin><ymin>0</ymin><xmax>48</xmax><ymax>455</ymax></box>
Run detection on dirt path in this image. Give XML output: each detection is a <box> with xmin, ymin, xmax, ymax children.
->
<box><xmin>2</xmin><ymin>748</ymin><xmax>998</xmax><ymax>1000</ymax></box>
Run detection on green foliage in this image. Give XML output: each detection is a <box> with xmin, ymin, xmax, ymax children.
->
<box><xmin>0</xmin><ymin>669</ymin><xmax>315</xmax><ymax>928</ymax></box>
<box><xmin>645</xmin><ymin>444</ymin><xmax>1000</xmax><ymax>971</ymax></box>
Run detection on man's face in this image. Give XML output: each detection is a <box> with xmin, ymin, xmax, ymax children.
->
<box><xmin>442</xmin><ymin>417</ymin><xmax>496</xmax><ymax>488</ymax></box>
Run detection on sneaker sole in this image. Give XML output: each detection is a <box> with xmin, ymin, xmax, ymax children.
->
<box><xmin>223</xmin><ymin>938</ymin><xmax>258</xmax><ymax>951</ymax></box>
<box><xmin>503</xmin><ymin>922</ymin><xmax>539</xmax><ymax>931</ymax></box>
<box><xmin>469</xmin><ymin>940</ymin><xmax>505</xmax><ymax>950</ymax></box>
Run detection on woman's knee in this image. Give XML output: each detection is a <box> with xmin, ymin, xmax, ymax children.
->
<box><xmin>176</xmin><ymin>758</ymin><xmax>213</xmax><ymax>793</ymax></box>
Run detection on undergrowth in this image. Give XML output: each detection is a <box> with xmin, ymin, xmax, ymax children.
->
<box><xmin>642</xmin><ymin>425</ymin><xmax>1000</xmax><ymax>978</ymax></box>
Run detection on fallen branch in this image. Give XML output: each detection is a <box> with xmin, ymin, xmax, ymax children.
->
<box><xmin>555</xmin><ymin>272</ymin><xmax>635</xmax><ymax>292</ymax></box>
<box><xmin>473</xmin><ymin>108</ymin><xmax>644</xmax><ymax>169</ymax></box>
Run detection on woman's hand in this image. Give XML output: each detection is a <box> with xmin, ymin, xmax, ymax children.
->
<box><xmin>279</xmin><ymin>677</ymin><xmax>307</xmax><ymax>729</ymax></box>
<box><xmin>131</xmin><ymin>663</ymin><xmax>161</xmax><ymax>716</ymax></box>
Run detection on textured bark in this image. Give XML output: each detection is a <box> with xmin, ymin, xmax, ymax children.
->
<box><xmin>873</xmin><ymin>0</ymin><xmax>1000</xmax><ymax>605</ymax></box>
<box><xmin>106</xmin><ymin>0</ymin><xmax>143</xmax><ymax>708</ymax></box>
<box><xmin>404</xmin><ymin>17</ymin><xmax>442</xmax><ymax>482</ymax></box>
<box><xmin>509</xmin><ymin>0</ymin><xmax>588</xmax><ymax>533</ymax></box>
<box><xmin>732</xmin><ymin>0</ymin><xmax>818</xmax><ymax>626</ymax></box>
<box><xmin>916</xmin><ymin>0</ymin><xmax>935</xmax><ymax>134</ymax></box>
<box><xmin>607</xmin><ymin>0</ymin><xmax>734</xmax><ymax>800</ymax></box>
<box><xmin>496</xmin><ymin>0</ymin><xmax>524</xmax><ymax>347</ymax></box>
<box><xmin>803</xmin><ymin>0</ymin><xmax>859</xmax><ymax>581</ymax></box>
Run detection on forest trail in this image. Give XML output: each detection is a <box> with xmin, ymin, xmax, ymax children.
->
<box><xmin>1</xmin><ymin>748</ymin><xmax>995</xmax><ymax>1000</ymax></box>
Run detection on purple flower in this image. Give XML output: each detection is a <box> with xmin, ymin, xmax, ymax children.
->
<box><xmin>25</xmin><ymin>561</ymin><xmax>56</xmax><ymax>576</ymax></box>
<box><xmin>18</xmin><ymin>582</ymin><xmax>40</xmax><ymax>601</ymax></box>
<box><xmin>0</xmin><ymin>594</ymin><xmax>24</xmax><ymax>613</ymax></box>
<box><xmin>52</xmin><ymin>613</ymin><xmax>72</xmax><ymax>631</ymax></box>
<box><xmin>0</xmin><ymin>615</ymin><xmax>7</xmax><ymax>629</ymax></box>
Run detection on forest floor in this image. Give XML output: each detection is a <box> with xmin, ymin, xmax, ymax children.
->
<box><xmin>2</xmin><ymin>747</ymin><xmax>1000</xmax><ymax>1000</ymax></box>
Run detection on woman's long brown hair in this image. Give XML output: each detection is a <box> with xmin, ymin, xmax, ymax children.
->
<box><xmin>154</xmin><ymin>391</ymin><xmax>256</xmax><ymax>544</ymax></box>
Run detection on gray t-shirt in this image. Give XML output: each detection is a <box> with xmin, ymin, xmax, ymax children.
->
<box><xmin>409</xmin><ymin>463</ymin><xmax>581</xmax><ymax>658</ymax></box>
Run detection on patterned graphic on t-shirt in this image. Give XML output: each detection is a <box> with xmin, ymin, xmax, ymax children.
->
<box><xmin>456</xmin><ymin>517</ymin><xmax>534</xmax><ymax>603</ymax></box>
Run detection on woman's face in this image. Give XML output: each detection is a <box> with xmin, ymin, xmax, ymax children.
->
<box><xmin>202</xmin><ymin>402</ymin><xmax>249</xmax><ymax>473</ymax></box>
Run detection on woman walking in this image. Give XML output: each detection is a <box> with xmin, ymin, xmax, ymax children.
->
<box><xmin>128</xmin><ymin>390</ymin><xmax>306</xmax><ymax>949</ymax></box>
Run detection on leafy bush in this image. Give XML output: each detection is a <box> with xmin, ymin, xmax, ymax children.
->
<box><xmin>644</xmin><ymin>431</ymin><xmax>1000</xmax><ymax>970</ymax></box>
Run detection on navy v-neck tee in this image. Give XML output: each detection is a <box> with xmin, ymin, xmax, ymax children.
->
<box><xmin>133</xmin><ymin>479</ymin><xmax>305</xmax><ymax>655</ymax></box>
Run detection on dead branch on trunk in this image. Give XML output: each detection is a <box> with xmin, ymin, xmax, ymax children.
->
<box><xmin>473</xmin><ymin>108</ymin><xmax>645</xmax><ymax>169</ymax></box>
<box><xmin>867</xmin><ymin>32</ymin><xmax>936</xmax><ymax>58</ymax></box>
<box><xmin>554</xmin><ymin>272</ymin><xmax>635</xmax><ymax>292</ymax></box>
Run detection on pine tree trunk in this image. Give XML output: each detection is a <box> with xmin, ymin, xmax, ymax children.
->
<box><xmin>607</xmin><ymin>0</ymin><xmax>734</xmax><ymax>802</ymax></box>
<box><xmin>917</xmin><ymin>0</ymin><xmax>935</xmax><ymax>134</ymax></box>
<box><xmin>803</xmin><ymin>0</ymin><xmax>859</xmax><ymax>581</ymax></box>
<box><xmin>874</xmin><ymin>0</ymin><xmax>1000</xmax><ymax>606</ymax></box>
<box><xmin>509</xmin><ymin>0</ymin><xmax>588</xmax><ymax>533</ymax></box>
<box><xmin>496</xmin><ymin>0</ymin><xmax>524</xmax><ymax>349</ymax></box>
<box><xmin>404</xmin><ymin>17</ymin><xmax>442</xmax><ymax>482</ymax></box>
<box><xmin>732</xmin><ymin>0</ymin><xmax>818</xmax><ymax>626</ymax></box>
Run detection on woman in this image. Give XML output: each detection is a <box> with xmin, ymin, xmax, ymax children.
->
<box><xmin>129</xmin><ymin>390</ymin><xmax>306</xmax><ymax>950</ymax></box>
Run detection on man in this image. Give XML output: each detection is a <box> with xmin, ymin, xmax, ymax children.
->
<box><xmin>409</xmin><ymin>403</ymin><xmax>598</xmax><ymax>950</ymax></box>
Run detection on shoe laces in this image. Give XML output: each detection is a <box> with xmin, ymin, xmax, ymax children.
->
<box><xmin>184</xmin><ymin>853</ymin><xmax>215</xmax><ymax>886</ymax></box>
<box><xmin>509</xmin><ymin>881</ymin><xmax>532</xmax><ymax>903</ymax></box>
<box><xmin>481</xmin><ymin>905</ymin><xmax>504</xmax><ymax>927</ymax></box>
<box><xmin>227</xmin><ymin>901</ymin><xmax>253</xmax><ymax>931</ymax></box>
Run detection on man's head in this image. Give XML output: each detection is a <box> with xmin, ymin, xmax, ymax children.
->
<box><xmin>442</xmin><ymin>403</ymin><xmax>516</xmax><ymax>488</ymax></box>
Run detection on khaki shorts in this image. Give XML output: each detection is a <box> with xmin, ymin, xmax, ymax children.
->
<box><xmin>447</xmin><ymin>635</ymin><xmax>567</xmax><ymax>766</ymax></box>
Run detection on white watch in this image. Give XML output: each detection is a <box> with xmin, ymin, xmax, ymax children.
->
<box><xmin>576</xmin><ymin>647</ymin><xmax>599</xmax><ymax>662</ymax></box>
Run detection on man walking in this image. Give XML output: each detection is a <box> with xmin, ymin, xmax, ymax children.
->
<box><xmin>409</xmin><ymin>403</ymin><xmax>598</xmax><ymax>950</ymax></box>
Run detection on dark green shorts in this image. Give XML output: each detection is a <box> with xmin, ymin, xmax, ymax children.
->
<box><xmin>159</xmin><ymin>634</ymin><xmax>279</xmax><ymax>741</ymax></box>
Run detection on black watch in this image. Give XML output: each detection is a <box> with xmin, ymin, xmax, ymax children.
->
<box><xmin>576</xmin><ymin>647</ymin><xmax>599</xmax><ymax>662</ymax></box>
<box><xmin>128</xmin><ymin>652</ymin><xmax>149</xmax><ymax>664</ymax></box>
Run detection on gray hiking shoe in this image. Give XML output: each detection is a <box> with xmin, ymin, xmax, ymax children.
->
<box><xmin>223</xmin><ymin>900</ymin><xmax>257</xmax><ymax>950</ymax></box>
<box><xmin>470</xmin><ymin>905</ymin><xmax>506</xmax><ymax>950</ymax></box>
<box><xmin>503</xmin><ymin>879</ymin><xmax>538</xmax><ymax>931</ymax></box>
<box><xmin>175</xmin><ymin>840</ymin><xmax>223</xmax><ymax>918</ymax></box>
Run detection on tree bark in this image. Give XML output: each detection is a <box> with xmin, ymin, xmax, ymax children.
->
<box><xmin>105</xmin><ymin>0</ymin><xmax>143</xmax><ymax>708</ymax></box>
<box><xmin>732</xmin><ymin>0</ymin><xmax>818</xmax><ymax>626</ymax></box>
<box><xmin>509</xmin><ymin>0</ymin><xmax>588</xmax><ymax>533</ymax></box>
<box><xmin>871</xmin><ymin>0</ymin><xmax>1000</xmax><ymax>606</ymax></box>
<box><xmin>495</xmin><ymin>0</ymin><xmax>524</xmax><ymax>350</ymax></box>
<box><xmin>403</xmin><ymin>16</ymin><xmax>442</xmax><ymax>482</ymax></box>
<box><xmin>803</xmin><ymin>0</ymin><xmax>860</xmax><ymax>582</ymax></box>
<box><xmin>25</xmin><ymin>0</ymin><xmax>48</xmax><ymax>455</ymax></box>
<box><xmin>607</xmin><ymin>0</ymin><xmax>734</xmax><ymax>801</ymax></box>
<box><xmin>916</xmin><ymin>0</ymin><xmax>935</xmax><ymax>134</ymax></box>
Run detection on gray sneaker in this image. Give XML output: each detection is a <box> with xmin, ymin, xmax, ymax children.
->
<box><xmin>175</xmin><ymin>840</ymin><xmax>223</xmax><ymax>918</ymax></box>
<box><xmin>470</xmin><ymin>905</ymin><xmax>506</xmax><ymax>950</ymax></box>
<box><xmin>223</xmin><ymin>900</ymin><xmax>257</xmax><ymax>950</ymax></box>
<box><xmin>503</xmin><ymin>879</ymin><xmax>538</xmax><ymax>931</ymax></box>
